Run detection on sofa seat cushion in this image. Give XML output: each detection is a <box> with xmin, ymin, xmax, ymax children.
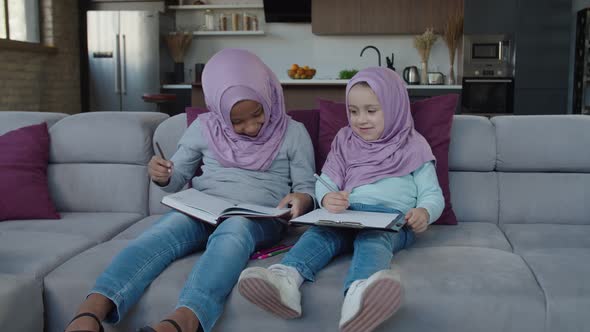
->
<box><xmin>45</xmin><ymin>243</ymin><xmax>544</xmax><ymax>332</ymax></box>
<box><xmin>0</xmin><ymin>231</ymin><xmax>91</xmax><ymax>278</ymax></box>
<box><xmin>503</xmin><ymin>224</ymin><xmax>590</xmax><ymax>254</ymax></box>
<box><xmin>521</xmin><ymin>248</ymin><xmax>590</xmax><ymax>332</ymax></box>
<box><xmin>219</xmin><ymin>246</ymin><xmax>545</xmax><ymax>332</ymax></box>
<box><xmin>0</xmin><ymin>273</ymin><xmax>43</xmax><ymax>332</ymax></box>
<box><xmin>413</xmin><ymin>222</ymin><xmax>511</xmax><ymax>251</ymax></box>
<box><xmin>44</xmin><ymin>240</ymin><xmax>205</xmax><ymax>332</ymax></box>
<box><xmin>0</xmin><ymin>212</ymin><xmax>144</xmax><ymax>243</ymax></box>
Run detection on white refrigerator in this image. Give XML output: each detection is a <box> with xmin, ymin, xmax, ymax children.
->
<box><xmin>87</xmin><ymin>11</ymin><xmax>170</xmax><ymax>112</ymax></box>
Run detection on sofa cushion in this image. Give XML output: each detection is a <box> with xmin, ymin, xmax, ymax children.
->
<box><xmin>449</xmin><ymin>172</ymin><xmax>498</xmax><ymax>223</ymax></box>
<box><xmin>503</xmin><ymin>224</ymin><xmax>590</xmax><ymax>254</ymax></box>
<box><xmin>44</xmin><ymin>241</ymin><xmax>542</xmax><ymax>332</ymax></box>
<box><xmin>498</xmin><ymin>173</ymin><xmax>590</xmax><ymax>225</ymax></box>
<box><xmin>449</xmin><ymin>115</ymin><xmax>496</xmax><ymax>171</ymax></box>
<box><xmin>44</xmin><ymin>240</ymin><xmax>207</xmax><ymax>332</ymax></box>
<box><xmin>0</xmin><ymin>212</ymin><xmax>143</xmax><ymax>244</ymax></box>
<box><xmin>220</xmin><ymin>247</ymin><xmax>545</xmax><ymax>332</ymax></box>
<box><xmin>521</xmin><ymin>249</ymin><xmax>590</xmax><ymax>332</ymax></box>
<box><xmin>413</xmin><ymin>223</ymin><xmax>511</xmax><ymax>251</ymax></box>
<box><xmin>0</xmin><ymin>111</ymin><xmax>67</xmax><ymax>136</ymax></box>
<box><xmin>0</xmin><ymin>273</ymin><xmax>43</xmax><ymax>332</ymax></box>
<box><xmin>0</xmin><ymin>231</ymin><xmax>91</xmax><ymax>278</ymax></box>
<box><xmin>493</xmin><ymin>115</ymin><xmax>590</xmax><ymax>172</ymax></box>
<box><xmin>49</xmin><ymin>112</ymin><xmax>168</xmax><ymax>165</ymax></box>
<box><xmin>0</xmin><ymin>123</ymin><xmax>60</xmax><ymax>221</ymax></box>
<box><xmin>317</xmin><ymin>95</ymin><xmax>459</xmax><ymax>225</ymax></box>
<box><xmin>48</xmin><ymin>164</ymin><xmax>149</xmax><ymax>214</ymax></box>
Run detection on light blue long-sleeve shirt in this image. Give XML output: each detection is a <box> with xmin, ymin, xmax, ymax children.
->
<box><xmin>316</xmin><ymin>161</ymin><xmax>444</xmax><ymax>224</ymax></box>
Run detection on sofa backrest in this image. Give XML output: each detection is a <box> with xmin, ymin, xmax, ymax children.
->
<box><xmin>48</xmin><ymin>112</ymin><xmax>168</xmax><ymax>214</ymax></box>
<box><xmin>0</xmin><ymin>111</ymin><xmax>68</xmax><ymax>135</ymax></box>
<box><xmin>492</xmin><ymin>115</ymin><xmax>590</xmax><ymax>226</ymax></box>
<box><xmin>149</xmin><ymin>112</ymin><xmax>590</xmax><ymax>227</ymax></box>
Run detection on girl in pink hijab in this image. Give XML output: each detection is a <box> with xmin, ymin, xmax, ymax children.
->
<box><xmin>64</xmin><ymin>49</ymin><xmax>316</xmax><ymax>332</ymax></box>
<box><xmin>239</xmin><ymin>68</ymin><xmax>444</xmax><ymax>332</ymax></box>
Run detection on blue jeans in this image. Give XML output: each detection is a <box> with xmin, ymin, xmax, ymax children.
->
<box><xmin>90</xmin><ymin>211</ymin><xmax>284</xmax><ymax>332</ymax></box>
<box><xmin>282</xmin><ymin>203</ymin><xmax>415</xmax><ymax>293</ymax></box>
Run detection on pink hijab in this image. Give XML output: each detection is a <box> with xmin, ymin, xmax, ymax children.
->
<box><xmin>199</xmin><ymin>49</ymin><xmax>289</xmax><ymax>171</ymax></box>
<box><xmin>322</xmin><ymin>67</ymin><xmax>435</xmax><ymax>191</ymax></box>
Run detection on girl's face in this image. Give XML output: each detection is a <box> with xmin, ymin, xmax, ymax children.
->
<box><xmin>230</xmin><ymin>100</ymin><xmax>265</xmax><ymax>137</ymax></box>
<box><xmin>347</xmin><ymin>84</ymin><xmax>385</xmax><ymax>141</ymax></box>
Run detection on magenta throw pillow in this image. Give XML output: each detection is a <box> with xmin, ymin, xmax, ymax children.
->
<box><xmin>0</xmin><ymin>123</ymin><xmax>60</xmax><ymax>221</ymax></box>
<box><xmin>186</xmin><ymin>106</ymin><xmax>209</xmax><ymax>126</ymax></box>
<box><xmin>317</xmin><ymin>95</ymin><xmax>458</xmax><ymax>225</ymax></box>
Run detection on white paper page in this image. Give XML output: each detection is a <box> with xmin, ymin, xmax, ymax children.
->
<box><xmin>161</xmin><ymin>196</ymin><xmax>218</xmax><ymax>225</ymax></box>
<box><xmin>163</xmin><ymin>189</ymin><xmax>233</xmax><ymax>217</ymax></box>
<box><xmin>292</xmin><ymin>209</ymin><xmax>399</xmax><ymax>229</ymax></box>
<box><xmin>222</xmin><ymin>203</ymin><xmax>290</xmax><ymax>217</ymax></box>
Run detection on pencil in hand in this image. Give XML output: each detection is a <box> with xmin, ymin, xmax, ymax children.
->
<box><xmin>155</xmin><ymin>142</ymin><xmax>167</xmax><ymax>160</ymax></box>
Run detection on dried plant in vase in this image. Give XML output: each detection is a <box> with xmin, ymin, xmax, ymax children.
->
<box><xmin>443</xmin><ymin>11</ymin><xmax>464</xmax><ymax>85</ymax></box>
<box><xmin>165</xmin><ymin>32</ymin><xmax>193</xmax><ymax>83</ymax></box>
<box><xmin>413</xmin><ymin>28</ymin><xmax>438</xmax><ymax>84</ymax></box>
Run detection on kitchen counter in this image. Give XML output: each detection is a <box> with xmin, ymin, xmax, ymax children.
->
<box><xmin>184</xmin><ymin>81</ymin><xmax>462</xmax><ymax>110</ymax></box>
<box><xmin>163</xmin><ymin>82</ymin><xmax>462</xmax><ymax>89</ymax></box>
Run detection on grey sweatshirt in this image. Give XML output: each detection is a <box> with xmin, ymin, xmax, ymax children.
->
<box><xmin>160</xmin><ymin>117</ymin><xmax>316</xmax><ymax>207</ymax></box>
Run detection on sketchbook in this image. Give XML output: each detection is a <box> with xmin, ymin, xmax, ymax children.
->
<box><xmin>162</xmin><ymin>189</ymin><xmax>290</xmax><ymax>225</ymax></box>
<box><xmin>291</xmin><ymin>208</ymin><xmax>406</xmax><ymax>232</ymax></box>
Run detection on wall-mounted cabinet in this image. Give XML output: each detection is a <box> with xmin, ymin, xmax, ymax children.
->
<box><xmin>312</xmin><ymin>0</ymin><xmax>463</xmax><ymax>35</ymax></box>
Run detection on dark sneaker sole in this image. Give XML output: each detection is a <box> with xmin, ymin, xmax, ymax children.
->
<box><xmin>238</xmin><ymin>276</ymin><xmax>301</xmax><ymax>319</ymax></box>
<box><xmin>340</xmin><ymin>277</ymin><xmax>402</xmax><ymax>332</ymax></box>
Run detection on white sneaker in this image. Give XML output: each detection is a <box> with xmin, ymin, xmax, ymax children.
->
<box><xmin>238</xmin><ymin>265</ymin><xmax>302</xmax><ymax>319</ymax></box>
<box><xmin>339</xmin><ymin>270</ymin><xmax>403</xmax><ymax>332</ymax></box>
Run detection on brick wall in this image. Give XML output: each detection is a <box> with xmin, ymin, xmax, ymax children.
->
<box><xmin>0</xmin><ymin>0</ymin><xmax>81</xmax><ymax>114</ymax></box>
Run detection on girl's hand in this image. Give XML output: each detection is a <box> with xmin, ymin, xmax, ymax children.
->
<box><xmin>277</xmin><ymin>192</ymin><xmax>313</xmax><ymax>219</ymax></box>
<box><xmin>321</xmin><ymin>191</ymin><xmax>349</xmax><ymax>214</ymax></box>
<box><xmin>405</xmin><ymin>208</ymin><xmax>429</xmax><ymax>233</ymax></box>
<box><xmin>148</xmin><ymin>156</ymin><xmax>173</xmax><ymax>186</ymax></box>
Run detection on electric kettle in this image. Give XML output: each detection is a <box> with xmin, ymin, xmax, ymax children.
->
<box><xmin>403</xmin><ymin>66</ymin><xmax>420</xmax><ymax>85</ymax></box>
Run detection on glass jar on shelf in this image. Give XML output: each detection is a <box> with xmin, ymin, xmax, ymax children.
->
<box><xmin>204</xmin><ymin>10</ymin><xmax>215</xmax><ymax>31</ymax></box>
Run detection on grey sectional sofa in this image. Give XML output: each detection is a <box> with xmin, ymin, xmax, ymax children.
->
<box><xmin>0</xmin><ymin>111</ymin><xmax>588</xmax><ymax>332</ymax></box>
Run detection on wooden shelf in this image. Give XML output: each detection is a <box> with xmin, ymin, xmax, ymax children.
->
<box><xmin>169</xmin><ymin>4</ymin><xmax>263</xmax><ymax>10</ymax></box>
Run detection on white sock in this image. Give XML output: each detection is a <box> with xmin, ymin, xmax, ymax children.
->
<box><xmin>269</xmin><ymin>264</ymin><xmax>305</xmax><ymax>288</ymax></box>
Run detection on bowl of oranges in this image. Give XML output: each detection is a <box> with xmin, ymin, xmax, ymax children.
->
<box><xmin>288</xmin><ymin>64</ymin><xmax>316</xmax><ymax>79</ymax></box>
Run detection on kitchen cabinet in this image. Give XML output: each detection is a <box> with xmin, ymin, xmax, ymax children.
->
<box><xmin>312</xmin><ymin>0</ymin><xmax>462</xmax><ymax>35</ymax></box>
<box><xmin>312</xmin><ymin>0</ymin><xmax>359</xmax><ymax>34</ymax></box>
<box><xmin>514</xmin><ymin>89</ymin><xmax>568</xmax><ymax>115</ymax></box>
<box><xmin>513</xmin><ymin>0</ymin><xmax>571</xmax><ymax>114</ymax></box>
<box><xmin>463</xmin><ymin>0</ymin><xmax>517</xmax><ymax>34</ymax></box>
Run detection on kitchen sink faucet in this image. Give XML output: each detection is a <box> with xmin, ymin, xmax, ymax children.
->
<box><xmin>360</xmin><ymin>45</ymin><xmax>381</xmax><ymax>67</ymax></box>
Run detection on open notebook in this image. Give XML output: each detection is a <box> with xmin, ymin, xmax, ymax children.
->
<box><xmin>162</xmin><ymin>189</ymin><xmax>290</xmax><ymax>226</ymax></box>
<box><xmin>291</xmin><ymin>208</ymin><xmax>406</xmax><ymax>232</ymax></box>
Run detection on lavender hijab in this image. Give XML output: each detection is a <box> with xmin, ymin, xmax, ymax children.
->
<box><xmin>199</xmin><ymin>49</ymin><xmax>288</xmax><ymax>171</ymax></box>
<box><xmin>322</xmin><ymin>67</ymin><xmax>435</xmax><ymax>191</ymax></box>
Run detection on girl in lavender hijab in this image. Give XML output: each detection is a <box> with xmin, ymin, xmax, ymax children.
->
<box><xmin>238</xmin><ymin>67</ymin><xmax>444</xmax><ymax>332</ymax></box>
<box><xmin>64</xmin><ymin>49</ymin><xmax>315</xmax><ymax>332</ymax></box>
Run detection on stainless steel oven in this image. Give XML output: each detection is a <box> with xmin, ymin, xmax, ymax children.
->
<box><xmin>462</xmin><ymin>34</ymin><xmax>515</xmax><ymax>114</ymax></box>
<box><xmin>461</xmin><ymin>77</ymin><xmax>514</xmax><ymax>114</ymax></box>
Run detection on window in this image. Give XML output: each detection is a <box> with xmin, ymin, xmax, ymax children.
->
<box><xmin>1</xmin><ymin>0</ymin><xmax>40</xmax><ymax>43</ymax></box>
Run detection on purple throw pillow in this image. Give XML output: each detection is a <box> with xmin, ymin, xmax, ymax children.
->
<box><xmin>317</xmin><ymin>95</ymin><xmax>459</xmax><ymax>225</ymax></box>
<box><xmin>186</xmin><ymin>106</ymin><xmax>209</xmax><ymax>126</ymax></box>
<box><xmin>0</xmin><ymin>123</ymin><xmax>60</xmax><ymax>221</ymax></box>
